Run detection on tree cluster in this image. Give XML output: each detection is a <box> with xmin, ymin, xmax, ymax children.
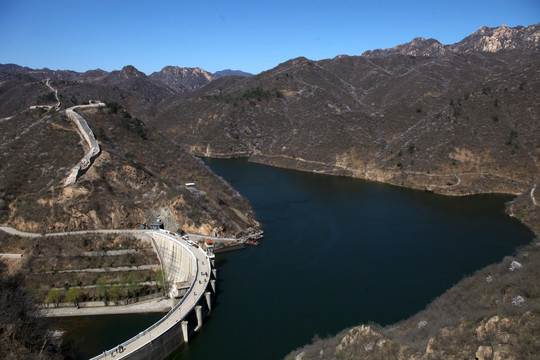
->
<box><xmin>0</xmin><ymin>262</ymin><xmax>71</xmax><ymax>359</ymax></box>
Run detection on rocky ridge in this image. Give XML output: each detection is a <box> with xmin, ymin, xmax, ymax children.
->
<box><xmin>0</xmin><ymin>98</ymin><xmax>259</xmax><ymax>237</ymax></box>
<box><xmin>91</xmin><ymin>65</ymin><xmax>175</xmax><ymax>103</ymax></box>
<box><xmin>149</xmin><ymin>66</ymin><xmax>215</xmax><ymax>93</ymax></box>
<box><xmin>152</xmin><ymin>25</ymin><xmax>540</xmax><ymax>198</ymax></box>
<box><xmin>0</xmin><ymin>64</ymin><xmax>215</xmax><ymax>104</ymax></box>
<box><xmin>363</xmin><ymin>23</ymin><xmax>540</xmax><ymax>57</ymax></box>
<box><xmin>452</xmin><ymin>24</ymin><xmax>540</xmax><ymax>54</ymax></box>
<box><xmin>0</xmin><ymin>64</ymin><xmax>252</xmax><ymax>104</ymax></box>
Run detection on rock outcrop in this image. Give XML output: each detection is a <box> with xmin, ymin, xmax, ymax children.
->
<box><xmin>363</xmin><ymin>23</ymin><xmax>540</xmax><ymax>57</ymax></box>
<box><xmin>149</xmin><ymin>66</ymin><xmax>216</xmax><ymax>93</ymax></box>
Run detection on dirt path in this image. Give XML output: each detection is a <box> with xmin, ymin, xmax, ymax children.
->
<box><xmin>0</xmin><ymin>225</ymin><xmax>145</xmax><ymax>237</ymax></box>
<box><xmin>531</xmin><ymin>185</ymin><xmax>539</xmax><ymax>206</ymax></box>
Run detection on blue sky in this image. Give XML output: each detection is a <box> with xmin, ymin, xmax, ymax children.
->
<box><xmin>0</xmin><ymin>0</ymin><xmax>538</xmax><ymax>75</ymax></box>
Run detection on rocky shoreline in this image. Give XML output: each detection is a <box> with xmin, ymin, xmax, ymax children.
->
<box><xmin>279</xmin><ymin>169</ymin><xmax>539</xmax><ymax>359</ymax></box>
<box><xmin>209</xmin><ymin>153</ymin><xmax>539</xmax><ymax>235</ymax></box>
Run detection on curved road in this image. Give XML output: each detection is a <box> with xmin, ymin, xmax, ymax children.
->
<box><xmin>94</xmin><ymin>229</ymin><xmax>212</xmax><ymax>360</ymax></box>
<box><xmin>64</xmin><ymin>102</ymin><xmax>104</xmax><ymax>186</ymax></box>
<box><xmin>29</xmin><ymin>78</ymin><xmax>60</xmax><ymax>111</ymax></box>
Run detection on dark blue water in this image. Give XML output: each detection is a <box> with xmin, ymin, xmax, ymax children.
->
<box><xmin>171</xmin><ymin>158</ymin><xmax>532</xmax><ymax>360</ymax></box>
<box><xmin>54</xmin><ymin>158</ymin><xmax>533</xmax><ymax>360</ymax></box>
<box><xmin>49</xmin><ymin>313</ymin><xmax>164</xmax><ymax>359</ymax></box>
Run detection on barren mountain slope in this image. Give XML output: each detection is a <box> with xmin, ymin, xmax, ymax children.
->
<box><xmin>151</xmin><ymin>50</ymin><xmax>540</xmax><ymax>196</ymax></box>
<box><xmin>0</xmin><ymin>101</ymin><xmax>258</xmax><ymax>236</ymax></box>
<box><xmin>0</xmin><ymin>71</ymin><xmax>54</xmax><ymax>118</ymax></box>
<box><xmin>0</xmin><ymin>63</ymin><xmax>217</xmax><ymax>106</ymax></box>
<box><xmin>149</xmin><ymin>66</ymin><xmax>216</xmax><ymax>93</ymax></box>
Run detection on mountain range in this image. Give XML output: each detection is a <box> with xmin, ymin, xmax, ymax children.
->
<box><xmin>149</xmin><ymin>23</ymin><xmax>539</xmax><ymax>198</ymax></box>
<box><xmin>363</xmin><ymin>23</ymin><xmax>540</xmax><ymax>57</ymax></box>
<box><xmin>2</xmin><ymin>22</ymin><xmax>538</xmax><ymax>220</ymax></box>
<box><xmin>0</xmin><ymin>63</ymin><xmax>252</xmax><ymax>96</ymax></box>
<box><xmin>0</xmin><ymin>22</ymin><xmax>539</xmax><ymax>360</ymax></box>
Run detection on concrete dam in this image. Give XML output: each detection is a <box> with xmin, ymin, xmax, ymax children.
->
<box><xmin>92</xmin><ymin>230</ymin><xmax>216</xmax><ymax>360</ymax></box>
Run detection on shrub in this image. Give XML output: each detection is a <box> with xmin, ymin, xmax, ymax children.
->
<box><xmin>96</xmin><ymin>276</ymin><xmax>107</xmax><ymax>300</ymax></box>
<box><xmin>105</xmin><ymin>101</ymin><xmax>121</xmax><ymax>114</ymax></box>
<box><xmin>109</xmin><ymin>285</ymin><xmax>121</xmax><ymax>305</ymax></box>
<box><xmin>64</xmin><ymin>287</ymin><xmax>82</xmax><ymax>306</ymax></box>
<box><xmin>37</xmin><ymin>91</ymin><xmax>56</xmax><ymax>104</ymax></box>
<box><xmin>241</xmin><ymin>87</ymin><xmax>282</xmax><ymax>101</ymax></box>
<box><xmin>44</xmin><ymin>288</ymin><xmax>61</xmax><ymax>308</ymax></box>
<box><xmin>506</xmin><ymin>130</ymin><xmax>518</xmax><ymax>146</ymax></box>
<box><xmin>0</xmin><ymin>263</ymin><xmax>65</xmax><ymax>357</ymax></box>
<box><xmin>156</xmin><ymin>269</ymin><xmax>166</xmax><ymax>294</ymax></box>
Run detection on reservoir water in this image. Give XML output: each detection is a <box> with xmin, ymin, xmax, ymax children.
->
<box><xmin>55</xmin><ymin>158</ymin><xmax>533</xmax><ymax>360</ymax></box>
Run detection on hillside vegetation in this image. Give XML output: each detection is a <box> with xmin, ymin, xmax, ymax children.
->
<box><xmin>0</xmin><ymin>22</ymin><xmax>538</xmax><ymax>359</ymax></box>
<box><xmin>0</xmin><ymin>101</ymin><xmax>259</xmax><ymax>236</ymax></box>
<box><xmin>152</xmin><ymin>50</ymin><xmax>539</xmax><ymax>197</ymax></box>
<box><xmin>286</xmin><ymin>236</ymin><xmax>540</xmax><ymax>360</ymax></box>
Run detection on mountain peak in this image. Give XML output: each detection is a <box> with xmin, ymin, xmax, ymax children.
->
<box><xmin>214</xmin><ymin>69</ymin><xmax>253</xmax><ymax>78</ymax></box>
<box><xmin>363</xmin><ymin>37</ymin><xmax>448</xmax><ymax>57</ymax></box>
<box><xmin>362</xmin><ymin>23</ymin><xmax>540</xmax><ymax>58</ymax></box>
<box><xmin>121</xmin><ymin>65</ymin><xmax>145</xmax><ymax>77</ymax></box>
<box><xmin>451</xmin><ymin>23</ymin><xmax>540</xmax><ymax>53</ymax></box>
<box><xmin>149</xmin><ymin>66</ymin><xmax>215</xmax><ymax>92</ymax></box>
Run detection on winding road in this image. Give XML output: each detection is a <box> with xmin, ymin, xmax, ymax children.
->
<box><xmin>29</xmin><ymin>78</ymin><xmax>60</xmax><ymax>111</ymax></box>
<box><xmin>64</xmin><ymin>102</ymin><xmax>104</xmax><ymax>186</ymax></box>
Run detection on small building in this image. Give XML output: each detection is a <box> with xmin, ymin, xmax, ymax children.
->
<box><xmin>148</xmin><ymin>219</ymin><xmax>164</xmax><ymax>230</ymax></box>
<box><xmin>170</xmin><ymin>281</ymin><xmax>191</xmax><ymax>299</ymax></box>
<box><xmin>204</xmin><ymin>238</ymin><xmax>215</xmax><ymax>259</ymax></box>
